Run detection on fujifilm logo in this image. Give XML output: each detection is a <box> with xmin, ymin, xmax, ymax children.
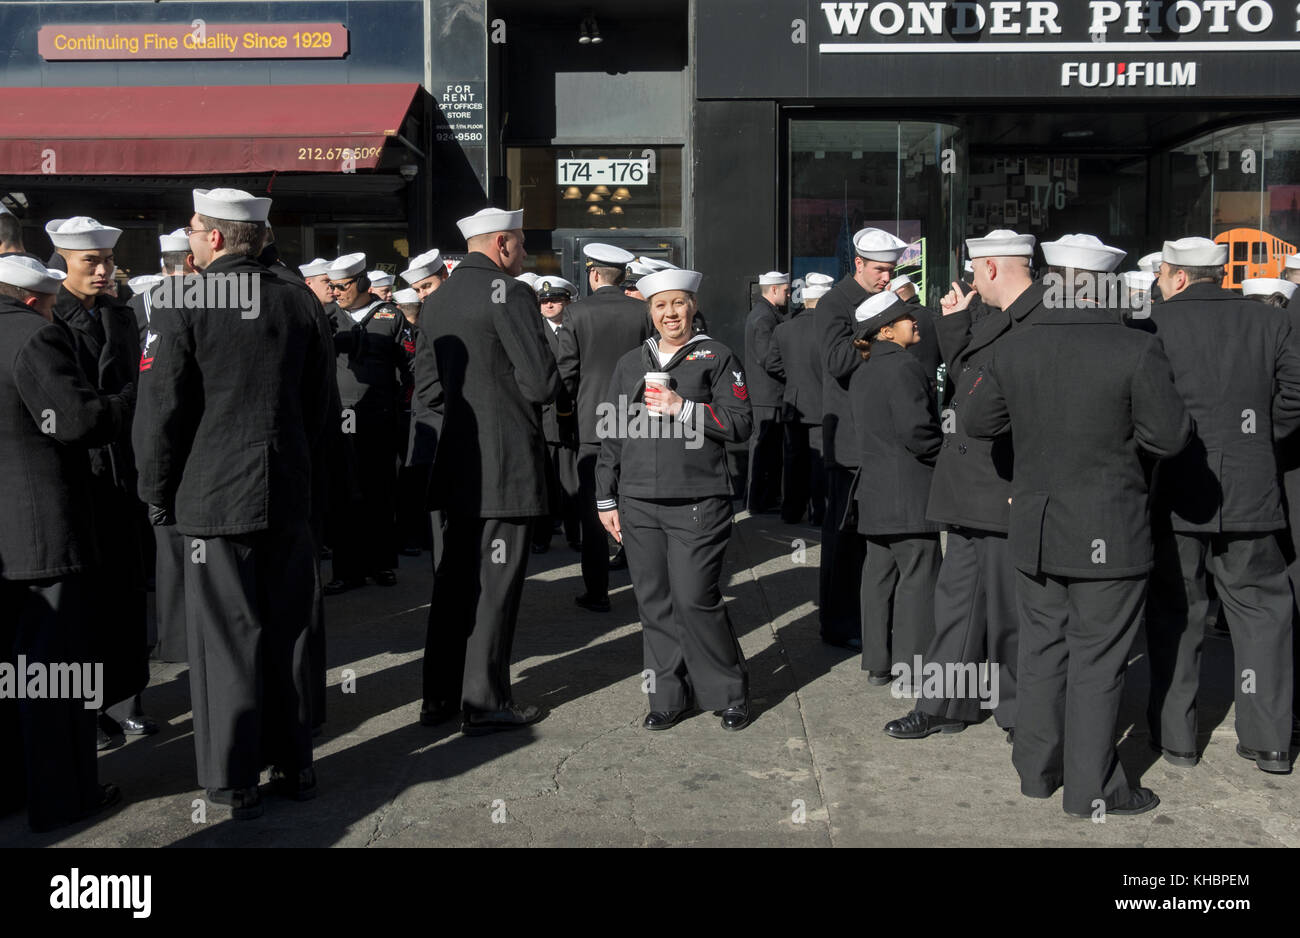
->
<box><xmin>1061</xmin><ymin>61</ymin><xmax>1197</xmax><ymax>87</ymax></box>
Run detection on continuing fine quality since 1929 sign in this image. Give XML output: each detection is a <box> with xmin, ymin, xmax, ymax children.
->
<box><xmin>37</xmin><ymin>22</ymin><xmax>349</xmax><ymax>61</ymax></box>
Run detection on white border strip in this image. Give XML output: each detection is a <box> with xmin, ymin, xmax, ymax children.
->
<box><xmin>820</xmin><ymin>41</ymin><xmax>1300</xmax><ymax>53</ymax></box>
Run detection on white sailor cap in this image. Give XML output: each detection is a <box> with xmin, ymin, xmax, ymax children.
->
<box><xmin>392</xmin><ymin>287</ymin><xmax>421</xmax><ymax>305</ymax></box>
<box><xmin>326</xmin><ymin>253</ymin><xmax>367</xmax><ymax>279</ymax></box>
<box><xmin>298</xmin><ymin>258</ymin><xmax>331</xmax><ymax>278</ymax></box>
<box><xmin>1161</xmin><ymin>237</ymin><xmax>1226</xmax><ymax>267</ymax></box>
<box><xmin>966</xmin><ymin>229</ymin><xmax>1035</xmax><ymax>259</ymax></box>
<box><xmin>802</xmin><ymin>284</ymin><xmax>832</xmax><ymax>302</ymax></box>
<box><xmin>1041</xmin><ymin>233</ymin><xmax>1126</xmax><ymax>273</ymax></box>
<box><xmin>0</xmin><ymin>254</ymin><xmax>66</xmax><ymax>294</ymax></box>
<box><xmin>805</xmin><ymin>272</ymin><xmax>835</xmax><ymax>287</ymax></box>
<box><xmin>367</xmin><ymin>270</ymin><xmax>395</xmax><ymax>288</ymax></box>
<box><xmin>0</xmin><ymin>202</ymin><xmax>11</xmax><ymax>217</ymax></box>
<box><xmin>128</xmin><ymin>274</ymin><xmax>165</xmax><ymax>296</ymax></box>
<box><xmin>584</xmin><ymin>242</ymin><xmax>635</xmax><ymax>267</ymax></box>
<box><xmin>759</xmin><ymin>271</ymin><xmax>790</xmax><ymax>285</ymax></box>
<box><xmin>963</xmin><ymin>259</ymin><xmax>974</xmax><ymax>275</ymax></box>
<box><xmin>853</xmin><ymin>290</ymin><xmax>907</xmax><ymax>335</ymax></box>
<box><xmin>889</xmin><ymin>274</ymin><xmax>915</xmax><ymax>292</ymax></box>
<box><xmin>192</xmin><ymin>187</ymin><xmax>271</xmax><ymax>223</ymax></box>
<box><xmin>852</xmin><ymin>228</ymin><xmax>908</xmax><ymax>262</ymax></box>
<box><xmin>1137</xmin><ymin>252</ymin><xmax>1163</xmax><ymax>273</ymax></box>
<box><xmin>401</xmin><ymin>249</ymin><xmax>443</xmax><ymax>284</ymax></box>
<box><xmin>640</xmin><ymin>256</ymin><xmax>678</xmax><ymax>272</ymax></box>
<box><xmin>159</xmin><ymin>229</ymin><xmax>190</xmax><ymax>253</ymax></box>
<box><xmin>516</xmin><ymin>272</ymin><xmax>540</xmax><ymax>288</ymax></box>
<box><xmin>536</xmin><ymin>276</ymin><xmax>577</xmax><ymax>298</ymax></box>
<box><xmin>45</xmin><ymin>216</ymin><xmax>122</xmax><ymax>250</ymax></box>
<box><xmin>626</xmin><ymin>258</ymin><xmax>656</xmax><ymax>279</ymax></box>
<box><xmin>637</xmin><ymin>268</ymin><xmax>702</xmax><ymax>298</ymax></box>
<box><xmin>456</xmin><ymin>207</ymin><xmax>523</xmax><ymax>241</ymax></box>
<box><xmin>1284</xmin><ymin>253</ymin><xmax>1300</xmax><ymax>271</ymax></box>
<box><xmin>1242</xmin><ymin>278</ymin><xmax>1297</xmax><ymax>300</ymax></box>
<box><xmin>1121</xmin><ymin>271</ymin><xmax>1157</xmax><ymax>291</ymax></box>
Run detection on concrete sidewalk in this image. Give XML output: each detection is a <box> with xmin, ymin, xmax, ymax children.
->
<box><xmin>3</xmin><ymin>511</ymin><xmax>1296</xmax><ymax>847</ymax></box>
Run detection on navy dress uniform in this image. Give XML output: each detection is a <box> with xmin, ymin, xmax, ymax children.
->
<box><xmin>1144</xmin><ymin>237</ymin><xmax>1300</xmax><ymax>771</ymax></box>
<box><xmin>416</xmin><ymin>208</ymin><xmax>560</xmax><ymax>732</ymax></box>
<box><xmin>0</xmin><ymin>255</ymin><xmax>133</xmax><ymax>832</ymax></box>
<box><xmin>744</xmin><ymin>272</ymin><xmax>789</xmax><ymax>513</ymax></box>
<box><xmin>533</xmin><ymin>277</ymin><xmax>581</xmax><ymax>553</ymax></box>
<box><xmin>134</xmin><ymin>187</ymin><xmax>332</xmax><ymax>814</ymax></box>
<box><xmin>888</xmin><ymin>229</ymin><xmax>1044</xmax><ymax>739</ymax></box>
<box><xmin>963</xmin><ymin>298</ymin><xmax>1192</xmax><ymax>817</ymax></box>
<box><xmin>323</xmin><ymin>252</ymin><xmax>410</xmax><ymax>592</ymax></box>
<box><xmin>556</xmin><ymin>242</ymin><xmax>652</xmax><ymax>611</ymax></box>
<box><xmin>595</xmin><ymin>269</ymin><xmax>754</xmax><ymax>729</ymax></box>
<box><xmin>848</xmin><ymin>292</ymin><xmax>942</xmax><ymax>684</ymax></box>
<box><xmin>815</xmin><ymin>229</ymin><xmax>908</xmax><ymax>647</ymax></box>
<box><xmin>769</xmin><ymin>276</ymin><xmax>829</xmax><ymax>525</ymax></box>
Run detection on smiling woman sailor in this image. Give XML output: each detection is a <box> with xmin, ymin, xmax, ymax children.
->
<box><xmin>595</xmin><ymin>268</ymin><xmax>754</xmax><ymax>731</ymax></box>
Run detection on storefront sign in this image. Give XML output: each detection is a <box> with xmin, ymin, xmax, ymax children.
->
<box><xmin>556</xmin><ymin>159</ymin><xmax>651</xmax><ymax>186</ymax></box>
<box><xmin>37</xmin><ymin>23</ymin><xmax>349</xmax><ymax>60</ymax></box>
<box><xmin>434</xmin><ymin>82</ymin><xmax>486</xmax><ymax>144</ymax></box>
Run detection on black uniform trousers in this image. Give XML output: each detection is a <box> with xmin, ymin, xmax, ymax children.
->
<box><xmin>1147</xmin><ymin>532</ymin><xmax>1294</xmax><ymax>754</ymax></box>
<box><xmin>860</xmin><ymin>535</ymin><xmax>940</xmax><ymax>676</ymax></box>
<box><xmin>1013</xmin><ymin>572</ymin><xmax>1145</xmax><ymax>815</ymax></box>
<box><xmin>422</xmin><ymin>515</ymin><xmax>532</xmax><ymax>713</ymax></box>
<box><xmin>0</xmin><ymin>576</ymin><xmax>100</xmax><ymax>831</ymax></box>
<box><xmin>916</xmin><ymin>529</ymin><xmax>1019</xmax><ymax>728</ymax></box>
<box><xmin>153</xmin><ymin>524</ymin><xmax>187</xmax><ymax>663</ymax></box>
<box><xmin>88</xmin><ymin>485</ymin><xmax>149</xmax><ymax>715</ymax></box>
<box><xmin>184</xmin><ymin>523</ymin><xmax>316</xmax><ymax>791</ymax></box>
<box><xmin>332</xmin><ymin>405</ymin><xmax>399</xmax><ymax>581</ymax></box>
<box><xmin>819</xmin><ymin>466</ymin><xmax>865</xmax><ymax>643</ymax></box>
<box><xmin>576</xmin><ymin>443</ymin><xmax>610</xmax><ymax>600</ymax></box>
<box><xmin>534</xmin><ymin>442</ymin><xmax>581</xmax><ymax>549</ymax></box>
<box><xmin>620</xmin><ymin>495</ymin><xmax>748</xmax><ymax>712</ymax></box>
<box><xmin>746</xmin><ymin>405</ymin><xmax>784</xmax><ymax>513</ymax></box>
<box><xmin>782</xmin><ymin>422</ymin><xmax>825</xmax><ymax>525</ymax></box>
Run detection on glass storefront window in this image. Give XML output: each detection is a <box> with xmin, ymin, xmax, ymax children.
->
<box><xmin>507</xmin><ymin>146</ymin><xmax>683</xmax><ymax>231</ymax></box>
<box><xmin>789</xmin><ymin>120</ymin><xmax>965</xmax><ymax>305</ymax></box>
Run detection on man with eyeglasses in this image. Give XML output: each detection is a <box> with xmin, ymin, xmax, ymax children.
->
<box><xmin>322</xmin><ymin>253</ymin><xmax>410</xmax><ymax>595</ymax></box>
<box><xmin>46</xmin><ymin>216</ymin><xmax>156</xmax><ymax>751</ymax></box>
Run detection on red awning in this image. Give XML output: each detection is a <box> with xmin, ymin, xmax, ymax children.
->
<box><xmin>0</xmin><ymin>83</ymin><xmax>420</xmax><ymax>175</ymax></box>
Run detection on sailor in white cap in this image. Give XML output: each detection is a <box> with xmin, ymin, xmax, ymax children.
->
<box><xmin>0</xmin><ymin>252</ymin><xmax>137</xmax><ymax>832</ymax></box>
<box><xmin>388</xmin><ymin>285</ymin><xmax>431</xmax><ymax>559</ymax></box>
<box><xmin>594</xmin><ymin>268</ymin><xmax>754</xmax><ymax>731</ymax></box>
<box><xmin>814</xmin><ymin>228</ymin><xmax>907</xmax><ymax>649</ymax></box>
<box><xmin>555</xmin><ymin>242</ymin><xmax>653</xmax><ymax>609</ymax></box>
<box><xmin>769</xmin><ymin>272</ymin><xmax>831</xmax><ymax>526</ymax></box>
<box><xmin>298</xmin><ymin>257</ymin><xmax>334</xmax><ymax>306</ymax></box>
<box><xmin>530</xmin><ymin>276</ymin><xmax>582</xmax><ymax>555</ymax></box>
<box><xmin>0</xmin><ymin>207</ymin><xmax>26</xmax><ymax>256</ymax></box>
<box><xmin>621</xmin><ymin>257</ymin><xmax>657</xmax><ymax>300</ymax></box>
<box><xmin>743</xmin><ymin>271</ymin><xmax>791</xmax><ymax>515</ymax></box>
<box><xmin>414</xmin><ymin>205</ymin><xmax>559</xmax><ymax>734</ymax></box>
<box><xmin>1242</xmin><ymin>277</ymin><xmax>1297</xmax><ymax>307</ymax></box>
<box><xmin>961</xmin><ymin>254</ymin><xmax>1192</xmax><ymax>818</ymax></box>
<box><xmin>889</xmin><ymin>273</ymin><xmax>917</xmax><ymax>303</ymax></box>
<box><xmin>400</xmin><ymin>249</ymin><xmax>448</xmax><ymax>301</ymax></box>
<box><xmin>46</xmin><ymin>215</ymin><xmax>160</xmax><ymax>747</ymax></box>
<box><xmin>320</xmin><ymin>251</ymin><xmax>407</xmax><ymax>594</ymax></box>
<box><xmin>126</xmin><ymin>229</ymin><xmax>197</xmax><ymax>346</ymax></box>
<box><xmin>1121</xmin><ymin>270</ymin><xmax>1157</xmax><ymax>316</ymax></box>
<box><xmin>1282</xmin><ymin>252</ymin><xmax>1300</xmax><ymax>286</ymax></box>
<box><xmin>367</xmin><ymin>269</ymin><xmax>395</xmax><ymax>302</ymax></box>
<box><xmin>848</xmin><ymin>290</ymin><xmax>941</xmax><ymax>687</ymax></box>
<box><xmin>1145</xmin><ymin>235</ymin><xmax>1300</xmax><ymax>774</ymax></box>
<box><xmin>886</xmin><ymin>228</ymin><xmax>1041</xmax><ymax>743</ymax></box>
<box><xmin>1040</xmin><ymin>233</ymin><xmax>1128</xmax><ymax>316</ymax></box>
<box><xmin>1137</xmin><ymin>251</ymin><xmax>1163</xmax><ymax>274</ymax></box>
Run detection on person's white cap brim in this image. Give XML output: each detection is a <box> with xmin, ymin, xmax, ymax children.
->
<box><xmin>802</xmin><ymin>284</ymin><xmax>831</xmax><ymax>301</ymax></box>
<box><xmin>1284</xmin><ymin>252</ymin><xmax>1300</xmax><ymax>271</ymax></box>
<box><xmin>45</xmin><ymin>216</ymin><xmax>122</xmax><ymax>250</ymax></box>
<box><xmin>805</xmin><ymin>272</ymin><xmax>835</xmax><ymax>287</ymax></box>
<box><xmin>637</xmin><ymin>268</ymin><xmax>702</xmax><ymax>298</ymax></box>
<box><xmin>853</xmin><ymin>290</ymin><xmax>907</xmax><ymax>334</ymax></box>
<box><xmin>1137</xmin><ymin>252</ymin><xmax>1163</xmax><ymax>273</ymax></box>
<box><xmin>1041</xmin><ymin>233</ymin><xmax>1127</xmax><ymax>272</ymax></box>
<box><xmin>1122</xmin><ymin>271</ymin><xmax>1157</xmax><ymax>290</ymax></box>
<box><xmin>1242</xmin><ymin>277</ymin><xmax>1297</xmax><ymax>300</ymax></box>
<box><xmin>536</xmin><ymin>276</ymin><xmax>577</xmax><ymax>297</ymax></box>
<box><xmin>966</xmin><ymin>229</ymin><xmax>1035</xmax><ymax>259</ymax></box>
<box><xmin>583</xmin><ymin>242</ymin><xmax>636</xmax><ymax>266</ymax></box>
<box><xmin>1161</xmin><ymin>236</ymin><xmax>1226</xmax><ymax>267</ymax></box>
<box><xmin>889</xmin><ymin>274</ymin><xmax>914</xmax><ymax>291</ymax></box>
<box><xmin>326</xmin><ymin>253</ymin><xmax>367</xmax><ymax>279</ymax></box>
<box><xmin>401</xmin><ymin>249</ymin><xmax>443</xmax><ymax>284</ymax></box>
<box><xmin>367</xmin><ymin>270</ymin><xmax>395</xmax><ymax>288</ymax></box>
<box><xmin>128</xmin><ymin>274</ymin><xmax>165</xmax><ymax>296</ymax></box>
<box><xmin>759</xmin><ymin>271</ymin><xmax>790</xmax><ymax>285</ymax></box>
<box><xmin>852</xmin><ymin>228</ymin><xmax>908</xmax><ymax>262</ymax></box>
<box><xmin>0</xmin><ymin>254</ymin><xmax>67</xmax><ymax>293</ymax></box>
<box><xmin>159</xmin><ymin>229</ymin><xmax>190</xmax><ymax>253</ymax></box>
<box><xmin>192</xmin><ymin>187</ymin><xmax>271</xmax><ymax>223</ymax></box>
<box><xmin>392</xmin><ymin>288</ymin><xmax>421</xmax><ymax>305</ymax></box>
<box><xmin>298</xmin><ymin>258</ymin><xmax>331</xmax><ymax>278</ymax></box>
<box><xmin>457</xmin><ymin>208</ymin><xmax>523</xmax><ymax>241</ymax></box>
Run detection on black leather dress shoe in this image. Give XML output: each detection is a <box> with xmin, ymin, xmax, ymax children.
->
<box><xmin>419</xmin><ymin>702</ymin><xmax>460</xmax><ymax>727</ymax></box>
<box><xmin>1149</xmin><ymin>740</ymin><xmax>1198</xmax><ymax>767</ymax></box>
<box><xmin>268</xmin><ymin>766</ymin><xmax>317</xmax><ymax>802</ymax></box>
<box><xmin>574</xmin><ymin>593</ymin><xmax>611</xmax><ymax>613</ymax></box>
<box><xmin>720</xmin><ymin>706</ymin><xmax>750</xmax><ymax>731</ymax></box>
<box><xmin>120</xmin><ymin>716</ymin><xmax>159</xmax><ymax>736</ymax></box>
<box><xmin>96</xmin><ymin>727</ymin><xmax>114</xmax><ymax>752</ymax></box>
<box><xmin>371</xmin><ymin>570</ymin><xmax>397</xmax><ymax>587</ymax></box>
<box><xmin>884</xmin><ymin>710</ymin><xmax>966</xmax><ymax>739</ymax></box>
<box><xmin>1236</xmin><ymin>743</ymin><xmax>1292</xmax><ymax>774</ymax></box>
<box><xmin>1067</xmin><ymin>786</ymin><xmax>1160</xmax><ymax>818</ymax></box>
<box><xmin>608</xmin><ymin>548</ymin><xmax>627</xmax><ymax>570</ymax></box>
<box><xmin>866</xmin><ymin>670</ymin><xmax>893</xmax><ymax>686</ymax></box>
<box><xmin>1005</xmin><ymin>727</ymin><xmax>1015</xmax><ymax>745</ymax></box>
<box><xmin>206</xmin><ymin>786</ymin><xmax>264</xmax><ymax>820</ymax></box>
<box><xmin>323</xmin><ymin>578</ymin><xmax>364</xmax><ymax>596</ymax></box>
<box><xmin>643</xmin><ymin>709</ymin><xmax>688</xmax><ymax>731</ymax></box>
<box><xmin>461</xmin><ymin>703</ymin><xmax>546</xmax><ymax>736</ymax></box>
